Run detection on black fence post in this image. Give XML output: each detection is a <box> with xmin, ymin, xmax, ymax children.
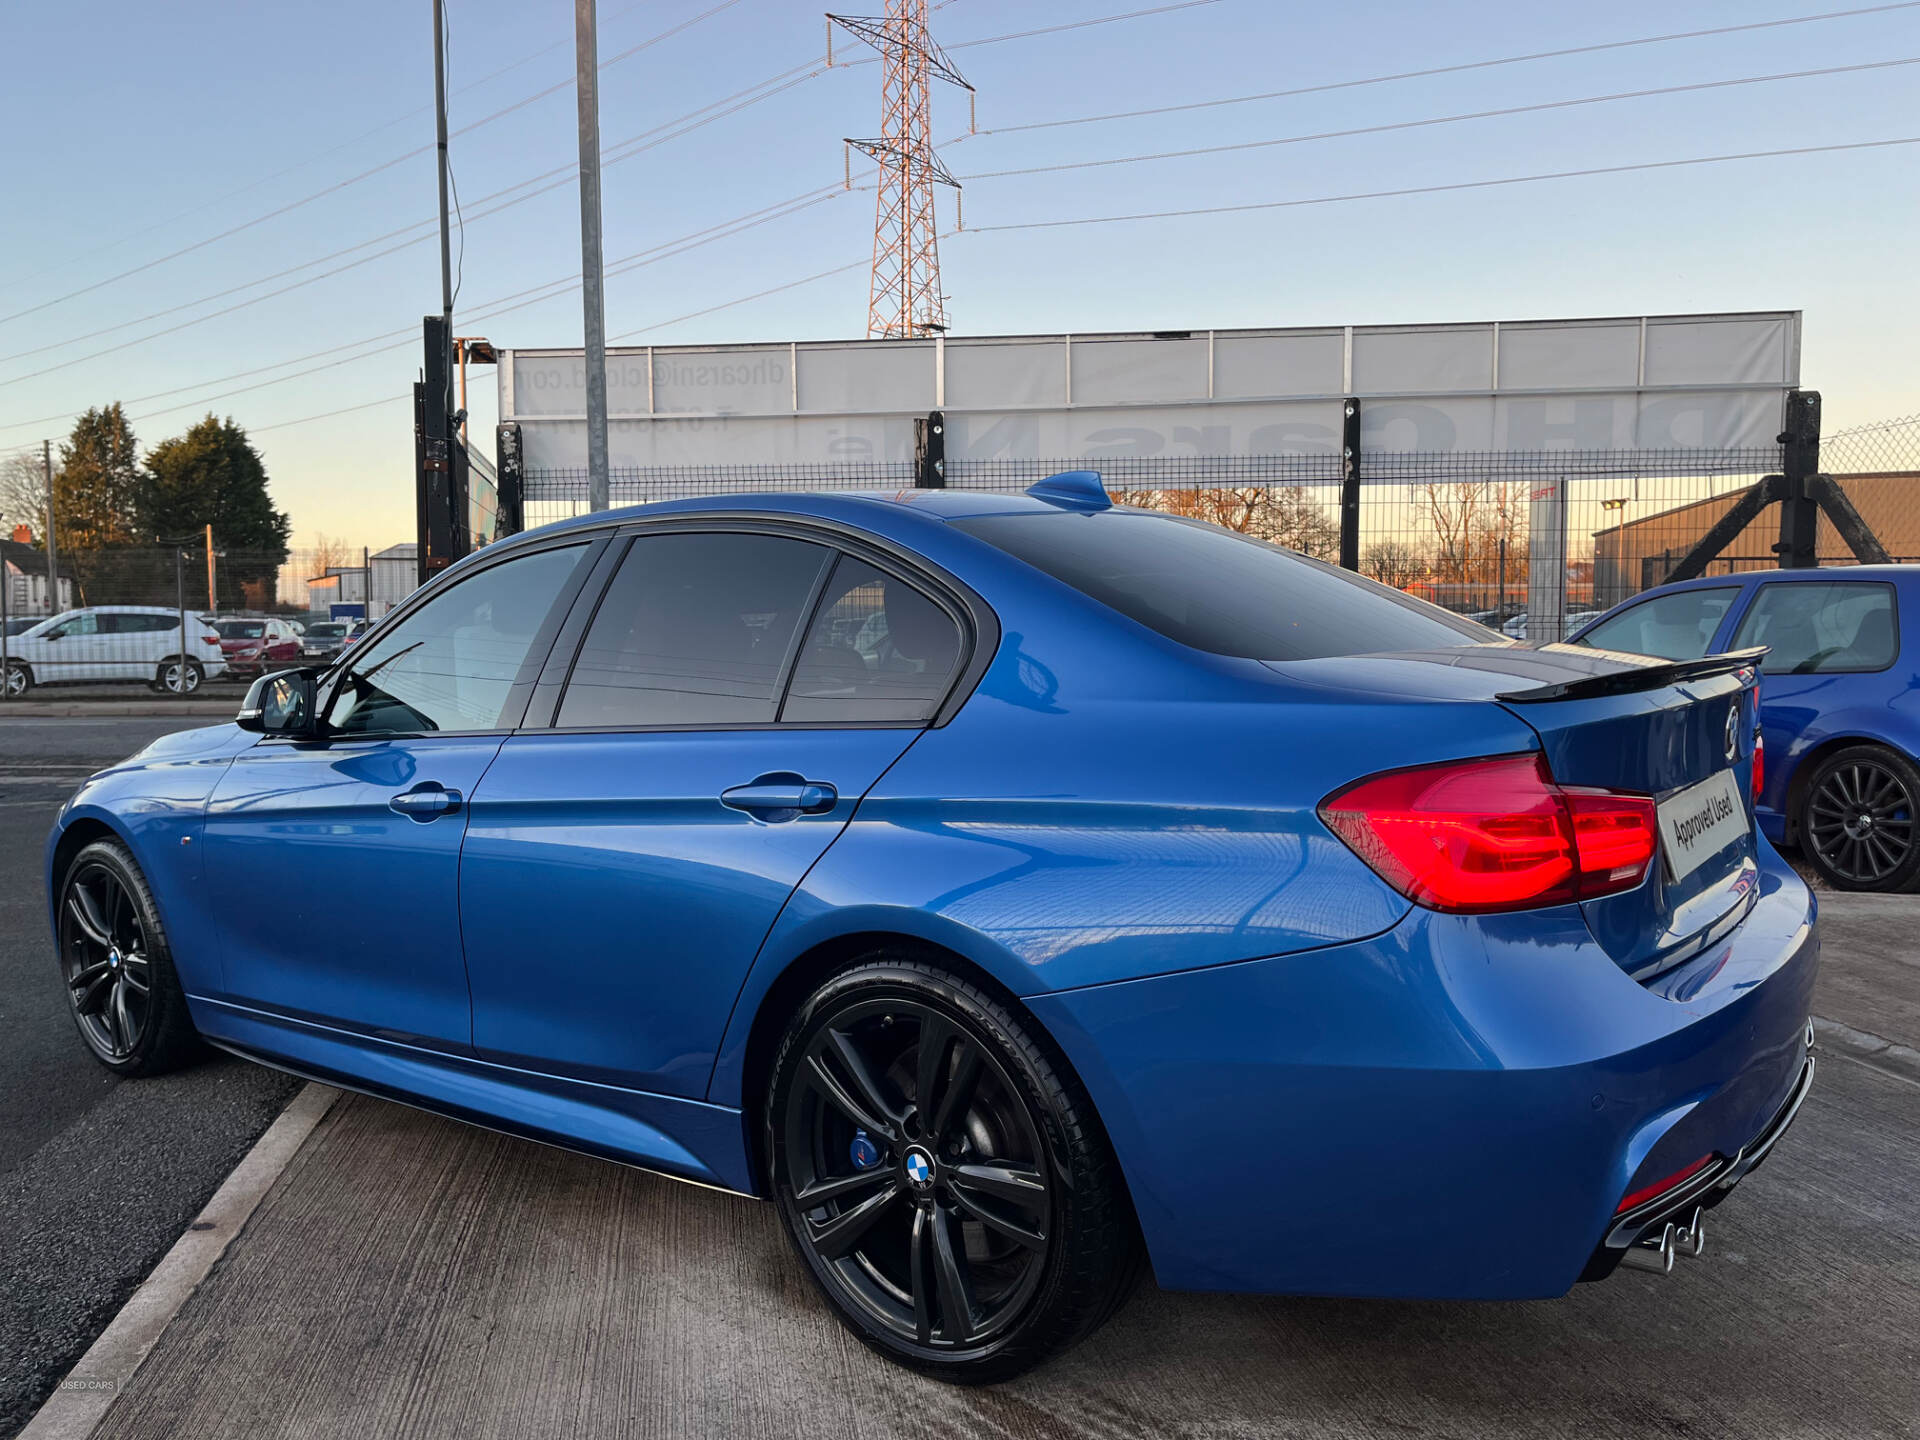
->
<box><xmin>417</xmin><ymin>316</ymin><xmax>457</xmax><ymax>587</ymax></box>
<box><xmin>496</xmin><ymin>422</ymin><xmax>525</xmax><ymax>535</ymax></box>
<box><xmin>915</xmin><ymin>411</ymin><xmax>946</xmax><ymax>488</ymax></box>
<box><xmin>1777</xmin><ymin>389</ymin><xmax>1821</xmax><ymax>569</ymax></box>
<box><xmin>1338</xmin><ymin>397</ymin><xmax>1361</xmax><ymax>571</ymax></box>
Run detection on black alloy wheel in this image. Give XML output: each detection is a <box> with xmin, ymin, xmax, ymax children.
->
<box><xmin>1800</xmin><ymin>744</ymin><xmax>1920</xmax><ymax>892</ymax></box>
<box><xmin>58</xmin><ymin>840</ymin><xmax>201</xmax><ymax>1074</ymax></box>
<box><xmin>769</xmin><ymin>957</ymin><xmax>1140</xmax><ymax>1382</ymax></box>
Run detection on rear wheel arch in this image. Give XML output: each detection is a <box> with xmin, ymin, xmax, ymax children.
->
<box><xmin>734</xmin><ymin>931</ymin><xmax>1109</xmax><ymax>1202</ymax></box>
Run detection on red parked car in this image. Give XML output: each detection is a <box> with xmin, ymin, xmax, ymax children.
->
<box><xmin>215</xmin><ymin>617</ymin><xmax>301</xmax><ymax>678</ymax></box>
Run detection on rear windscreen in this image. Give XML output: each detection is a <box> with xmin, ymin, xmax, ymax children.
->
<box><xmin>952</xmin><ymin>509</ymin><xmax>1494</xmax><ymax>661</ymax></box>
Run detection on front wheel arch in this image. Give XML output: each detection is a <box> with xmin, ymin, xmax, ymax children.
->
<box><xmin>48</xmin><ymin>817</ymin><xmax>126</xmax><ymax>932</ymax></box>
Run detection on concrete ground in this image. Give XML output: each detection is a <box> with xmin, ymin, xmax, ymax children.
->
<box><xmin>34</xmin><ymin>890</ymin><xmax>1920</xmax><ymax>1440</ymax></box>
<box><xmin>0</xmin><ymin>717</ymin><xmax>299</xmax><ymax>1440</ymax></box>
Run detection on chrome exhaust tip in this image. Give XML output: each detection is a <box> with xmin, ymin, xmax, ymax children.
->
<box><xmin>1619</xmin><ymin>1222</ymin><xmax>1676</xmax><ymax>1275</ymax></box>
<box><xmin>1671</xmin><ymin>1207</ymin><xmax>1706</xmax><ymax>1259</ymax></box>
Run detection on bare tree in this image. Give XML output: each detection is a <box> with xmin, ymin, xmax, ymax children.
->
<box><xmin>308</xmin><ymin>532</ymin><xmax>353</xmax><ymax>578</ymax></box>
<box><xmin>1362</xmin><ymin>539</ymin><xmax>1427</xmax><ymax>590</ymax></box>
<box><xmin>1</xmin><ymin>452</ymin><xmax>49</xmax><ymax>539</ymax></box>
<box><xmin>1117</xmin><ymin>484</ymin><xmax>1340</xmax><ymax>558</ymax></box>
<box><xmin>1415</xmin><ymin>479</ymin><xmax>1485</xmax><ymax>583</ymax></box>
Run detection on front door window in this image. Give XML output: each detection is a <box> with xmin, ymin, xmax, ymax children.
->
<box><xmin>328</xmin><ymin>544</ymin><xmax>587</xmax><ymax>734</ymax></box>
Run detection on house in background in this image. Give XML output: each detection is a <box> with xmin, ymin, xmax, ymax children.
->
<box><xmin>1</xmin><ymin>537</ymin><xmax>77</xmax><ymax>618</ymax></box>
<box><xmin>304</xmin><ymin>543</ymin><xmax>419</xmax><ymax>619</ymax></box>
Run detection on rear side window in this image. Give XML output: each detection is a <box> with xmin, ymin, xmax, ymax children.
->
<box><xmin>1576</xmin><ymin>587</ymin><xmax>1738</xmax><ymax>661</ymax></box>
<box><xmin>557</xmin><ymin>532</ymin><xmax>831</xmax><ymax>728</ymax></box>
<box><xmin>784</xmin><ymin>557</ymin><xmax>963</xmax><ymax>723</ymax></box>
<box><xmin>951</xmin><ymin>510</ymin><xmax>1490</xmax><ymax>660</ymax></box>
<box><xmin>1732</xmin><ymin>581</ymin><xmax>1898</xmax><ymax>674</ymax></box>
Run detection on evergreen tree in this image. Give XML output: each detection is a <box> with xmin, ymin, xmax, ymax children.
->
<box><xmin>54</xmin><ymin>404</ymin><xmax>140</xmax><ymax>550</ymax></box>
<box><xmin>140</xmin><ymin>416</ymin><xmax>292</xmax><ymax>610</ymax></box>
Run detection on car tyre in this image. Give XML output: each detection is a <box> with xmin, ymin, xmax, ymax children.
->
<box><xmin>1798</xmin><ymin>743</ymin><xmax>1920</xmax><ymax>892</ymax></box>
<box><xmin>156</xmin><ymin>657</ymin><xmax>204</xmax><ymax>695</ymax></box>
<box><xmin>57</xmin><ymin>840</ymin><xmax>203</xmax><ymax>1075</ymax></box>
<box><xmin>768</xmin><ymin>954</ymin><xmax>1143</xmax><ymax>1383</ymax></box>
<box><xmin>3</xmin><ymin>661</ymin><xmax>29</xmax><ymax>697</ymax></box>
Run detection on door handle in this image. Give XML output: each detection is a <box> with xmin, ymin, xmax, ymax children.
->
<box><xmin>720</xmin><ymin>774</ymin><xmax>838</xmax><ymax>821</ymax></box>
<box><xmin>389</xmin><ymin>784</ymin><xmax>462</xmax><ymax>820</ymax></box>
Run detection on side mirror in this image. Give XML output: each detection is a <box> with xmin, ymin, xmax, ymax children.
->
<box><xmin>237</xmin><ymin>668</ymin><xmax>319</xmax><ymax>736</ymax></box>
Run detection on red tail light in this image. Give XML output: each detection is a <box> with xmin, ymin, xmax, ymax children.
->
<box><xmin>1319</xmin><ymin>753</ymin><xmax>1657</xmax><ymax>914</ymax></box>
<box><xmin>1615</xmin><ymin>1153</ymin><xmax>1714</xmax><ymax>1214</ymax></box>
<box><xmin>1752</xmin><ymin>731</ymin><xmax>1765</xmax><ymax>801</ymax></box>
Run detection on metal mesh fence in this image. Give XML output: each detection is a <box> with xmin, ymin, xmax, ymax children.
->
<box><xmin>522</xmin><ymin>446</ymin><xmax>1788</xmax><ymax>633</ymax></box>
<box><xmin>518</xmin><ymin>423</ymin><xmax>1920</xmax><ymax>641</ymax></box>
<box><xmin>8</xmin><ymin>417</ymin><xmax>1912</xmax><ymax>700</ymax></box>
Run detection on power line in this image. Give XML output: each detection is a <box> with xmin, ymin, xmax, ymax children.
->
<box><xmin>0</xmin><ymin>183</ymin><xmax>852</xmax><ymax>436</ymax></box>
<box><xmin>123</xmin><ymin>188</ymin><xmax>848</xmax><ymax>427</ymax></box>
<box><xmin>978</xmin><ymin>0</ymin><xmax>1920</xmax><ymax>137</ymax></box>
<box><xmin>0</xmin><ymin>0</ymin><xmax>666</xmax><ymax>301</ymax></box>
<box><xmin>946</xmin><ymin>0</ymin><xmax>1224</xmax><ymax>49</ymax></box>
<box><xmin>954</xmin><ymin>135</ymin><xmax>1920</xmax><ymax>234</ymax></box>
<box><xmin>21</xmin><ymin>42</ymin><xmax>1874</xmax><ymax>381</ymax></box>
<box><xmin>611</xmin><ymin>258</ymin><xmax>868</xmax><ymax>339</ymax></box>
<box><xmin>0</xmin><ymin>0</ymin><xmax>1238</xmax><ymax>360</ymax></box>
<box><xmin>246</xmin><ymin>255</ymin><xmax>875</xmax><ymax>438</ymax></box>
<box><xmin>957</xmin><ymin>56</ymin><xmax>1920</xmax><ymax>181</ymax></box>
<box><xmin>0</xmin><ymin>57</ymin><xmax>836</xmax><ymax>371</ymax></box>
<box><xmin>250</xmin><ymin>393</ymin><xmax>414</xmax><ymax>435</ymax></box>
<box><xmin>0</xmin><ymin>0</ymin><xmax>746</xmax><ymax>331</ymax></box>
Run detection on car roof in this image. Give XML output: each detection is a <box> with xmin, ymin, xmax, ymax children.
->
<box><xmin>516</xmin><ymin>487</ymin><xmax>1088</xmax><ymax>543</ymax></box>
<box><xmin>1638</xmin><ymin>565</ymin><xmax>1920</xmax><ymax>595</ymax></box>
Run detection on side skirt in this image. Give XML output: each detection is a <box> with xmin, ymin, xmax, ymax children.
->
<box><xmin>194</xmin><ymin>996</ymin><xmax>760</xmax><ymax>1198</ymax></box>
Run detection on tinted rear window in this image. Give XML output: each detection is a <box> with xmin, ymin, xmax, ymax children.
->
<box><xmin>952</xmin><ymin>510</ymin><xmax>1492</xmax><ymax>660</ymax></box>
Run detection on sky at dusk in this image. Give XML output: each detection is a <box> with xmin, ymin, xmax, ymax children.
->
<box><xmin>1</xmin><ymin>0</ymin><xmax>1915</xmax><ymax>550</ymax></box>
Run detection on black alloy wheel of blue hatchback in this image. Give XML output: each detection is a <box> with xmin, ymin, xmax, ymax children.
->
<box><xmin>1801</xmin><ymin>744</ymin><xmax>1920</xmax><ymax>891</ymax></box>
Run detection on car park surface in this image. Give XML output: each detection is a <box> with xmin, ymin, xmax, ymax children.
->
<box><xmin>37</xmin><ymin>899</ymin><xmax>1920</xmax><ymax>1439</ymax></box>
<box><xmin>44</xmin><ymin>483</ymin><xmax>1819</xmax><ymax>1381</ymax></box>
<box><xmin>0</xmin><ymin>716</ymin><xmax>299</xmax><ymax>1440</ymax></box>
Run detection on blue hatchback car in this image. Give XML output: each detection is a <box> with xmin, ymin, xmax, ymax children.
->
<box><xmin>1572</xmin><ymin>567</ymin><xmax>1920</xmax><ymax>892</ymax></box>
<box><xmin>48</xmin><ymin>476</ymin><xmax>1818</xmax><ymax>1381</ymax></box>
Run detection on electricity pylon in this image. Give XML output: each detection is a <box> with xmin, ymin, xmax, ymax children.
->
<box><xmin>829</xmin><ymin>3</ymin><xmax>973</xmax><ymax>338</ymax></box>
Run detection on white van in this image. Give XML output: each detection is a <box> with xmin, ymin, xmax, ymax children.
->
<box><xmin>4</xmin><ymin>607</ymin><xmax>228</xmax><ymax>696</ymax></box>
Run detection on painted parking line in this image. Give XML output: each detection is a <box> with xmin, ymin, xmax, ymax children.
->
<box><xmin>16</xmin><ymin>1084</ymin><xmax>339</xmax><ymax>1440</ymax></box>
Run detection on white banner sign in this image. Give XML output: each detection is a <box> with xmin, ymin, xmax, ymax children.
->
<box><xmin>501</xmin><ymin>312</ymin><xmax>1800</xmax><ymax>478</ymax></box>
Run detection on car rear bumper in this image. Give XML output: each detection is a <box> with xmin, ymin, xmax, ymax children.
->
<box><xmin>1025</xmin><ymin>836</ymin><xmax>1819</xmax><ymax>1300</ymax></box>
<box><xmin>1584</xmin><ymin>1041</ymin><xmax>1814</xmax><ymax>1278</ymax></box>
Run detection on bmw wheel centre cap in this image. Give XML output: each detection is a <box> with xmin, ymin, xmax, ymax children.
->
<box><xmin>904</xmin><ymin>1146</ymin><xmax>935</xmax><ymax>1191</ymax></box>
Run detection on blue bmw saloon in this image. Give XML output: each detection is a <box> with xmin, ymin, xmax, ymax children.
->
<box><xmin>48</xmin><ymin>473</ymin><xmax>1818</xmax><ymax>1381</ymax></box>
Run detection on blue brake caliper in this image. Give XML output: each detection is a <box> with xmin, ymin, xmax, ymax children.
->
<box><xmin>849</xmin><ymin>1129</ymin><xmax>882</xmax><ymax>1170</ymax></box>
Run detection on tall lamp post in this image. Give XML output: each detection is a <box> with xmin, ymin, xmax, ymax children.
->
<box><xmin>575</xmin><ymin>0</ymin><xmax>610</xmax><ymax>511</ymax></box>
